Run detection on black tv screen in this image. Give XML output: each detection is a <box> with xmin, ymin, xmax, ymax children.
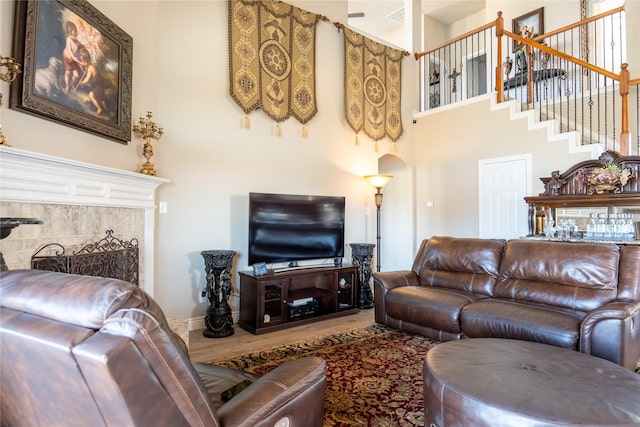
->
<box><xmin>248</xmin><ymin>193</ymin><xmax>345</xmax><ymax>265</ymax></box>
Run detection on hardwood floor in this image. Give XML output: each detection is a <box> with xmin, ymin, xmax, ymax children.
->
<box><xmin>188</xmin><ymin>309</ymin><xmax>376</xmax><ymax>363</ymax></box>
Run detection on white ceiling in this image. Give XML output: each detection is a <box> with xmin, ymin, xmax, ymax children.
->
<box><xmin>348</xmin><ymin>0</ymin><xmax>486</xmax><ymax>42</ymax></box>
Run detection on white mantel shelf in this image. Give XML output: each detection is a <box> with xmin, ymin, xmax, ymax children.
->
<box><xmin>0</xmin><ymin>145</ymin><xmax>168</xmax><ymax>207</ymax></box>
<box><xmin>0</xmin><ymin>145</ymin><xmax>169</xmax><ymax>296</ymax></box>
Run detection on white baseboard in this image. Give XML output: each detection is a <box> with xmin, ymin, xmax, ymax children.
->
<box><xmin>188</xmin><ymin>317</ymin><xmax>205</xmax><ymax>331</ymax></box>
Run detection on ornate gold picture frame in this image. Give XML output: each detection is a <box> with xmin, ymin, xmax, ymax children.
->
<box><xmin>10</xmin><ymin>0</ymin><xmax>132</xmax><ymax>143</ymax></box>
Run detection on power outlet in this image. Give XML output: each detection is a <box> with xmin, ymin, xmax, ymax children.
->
<box><xmin>199</xmin><ymin>290</ymin><xmax>207</xmax><ymax>303</ymax></box>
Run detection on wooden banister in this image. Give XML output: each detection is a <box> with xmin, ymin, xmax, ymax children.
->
<box><xmin>620</xmin><ymin>63</ymin><xmax>630</xmax><ymax>155</ymax></box>
<box><xmin>414</xmin><ymin>18</ymin><xmax>497</xmax><ymax>60</ymax></box>
<box><xmin>496</xmin><ymin>12</ymin><xmax>504</xmax><ymax>104</ymax></box>
<box><xmin>416</xmin><ymin>8</ymin><xmax>637</xmax><ymax>155</ymax></box>
<box><xmin>505</xmin><ymin>29</ymin><xmax>620</xmax><ymax>81</ymax></box>
<box><xmin>506</xmin><ymin>29</ymin><xmax>632</xmax><ymax>154</ymax></box>
<box><xmin>533</xmin><ymin>6</ymin><xmax>624</xmax><ymax>42</ymax></box>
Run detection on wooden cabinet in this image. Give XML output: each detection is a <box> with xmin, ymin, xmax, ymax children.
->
<box><xmin>238</xmin><ymin>265</ymin><xmax>359</xmax><ymax>334</ymax></box>
<box><xmin>524</xmin><ymin>151</ymin><xmax>640</xmax><ymax>242</ymax></box>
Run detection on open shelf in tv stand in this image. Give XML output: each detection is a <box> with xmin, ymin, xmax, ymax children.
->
<box><xmin>238</xmin><ymin>265</ymin><xmax>359</xmax><ymax>334</ymax></box>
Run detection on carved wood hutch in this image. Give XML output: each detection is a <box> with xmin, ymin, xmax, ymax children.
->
<box><xmin>524</xmin><ymin>151</ymin><xmax>640</xmax><ymax>243</ymax></box>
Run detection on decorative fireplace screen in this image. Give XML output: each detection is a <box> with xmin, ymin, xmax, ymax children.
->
<box><xmin>31</xmin><ymin>230</ymin><xmax>139</xmax><ymax>286</ymax></box>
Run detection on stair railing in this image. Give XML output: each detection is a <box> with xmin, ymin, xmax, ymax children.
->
<box><xmin>415</xmin><ymin>9</ymin><xmax>639</xmax><ymax>156</ymax></box>
<box><xmin>415</xmin><ymin>20</ymin><xmax>498</xmax><ymax>111</ymax></box>
<box><xmin>531</xmin><ymin>6</ymin><xmax>625</xmax><ymax>75</ymax></box>
<box><xmin>498</xmin><ymin>7</ymin><xmax>638</xmax><ymax>155</ymax></box>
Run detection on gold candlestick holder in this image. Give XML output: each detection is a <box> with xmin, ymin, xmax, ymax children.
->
<box><xmin>0</xmin><ymin>56</ymin><xmax>23</xmax><ymax>147</ymax></box>
<box><xmin>0</xmin><ymin>97</ymin><xmax>7</xmax><ymax>146</ymax></box>
<box><xmin>132</xmin><ymin>111</ymin><xmax>163</xmax><ymax>176</ymax></box>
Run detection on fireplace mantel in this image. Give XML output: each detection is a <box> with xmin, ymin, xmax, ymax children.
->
<box><xmin>0</xmin><ymin>146</ymin><xmax>168</xmax><ymax>207</ymax></box>
<box><xmin>0</xmin><ymin>146</ymin><xmax>169</xmax><ymax>296</ymax></box>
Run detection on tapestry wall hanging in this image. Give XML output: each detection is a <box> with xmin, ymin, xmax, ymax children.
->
<box><xmin>228</xmin><ymin>0</ymin><xmax>323</xmax><ymax>132</ymax></box>
<box><xmin>343</xmin><ymin>27</ymin><xmax>404</xmax><ymax>143</ymax></box>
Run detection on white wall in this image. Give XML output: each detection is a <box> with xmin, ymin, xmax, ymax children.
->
<box><xmin>0</xmin><ymin>0</ymin><xmax>156</xmax><ymax>169</ymax></box>
<box><xmin>0</xmin><ymin>0</ymin><xmax>417</xmax><ymax>320</ymax></box>
<box><xmin>410</xmin><ymin>0</ymin><xmax>638</xmax><ymax>247</ymax></box>
<box><xmin>413</xmin><ymin>97</ymin><xmax>594</xmax><ymax>241</ymax></box>
<box><xmin>447</xmin><ymin>8</ymin><xmax>488</xmax><ymax>39</ymax></box>
<box><xmin>486</xmin><ymin>1</ymin><xmax>581</xmax><ymax>31</ymax></box>
<box><xmin>152</xmin><ymin>0</ymin><xmax>417</xmax><ymax>318</ymax></box>
<box><xmin>625</xmin><ymin>1</ymin><xmax>640</xmax><ymax>68</ymax></box>
<box><xmin>2</xmin><ymin>0</ymin><xmax>637</xmax><ymax>323</ymax></box>
<box><xmin>422</xmin><ymin>15</ymin><xmax>446</xmax><ymax>51</ymax></box>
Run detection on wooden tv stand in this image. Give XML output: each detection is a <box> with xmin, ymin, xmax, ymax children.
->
<box><xmin>238</xmin><ymin>265</ymin><xmax>359</xmax><ymax>334</ymax></box>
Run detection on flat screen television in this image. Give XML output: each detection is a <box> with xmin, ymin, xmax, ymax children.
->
<box><xmin>248</xmin><ymin>192</ymin><xmax>345</xmax><ymax>265</ymax></box>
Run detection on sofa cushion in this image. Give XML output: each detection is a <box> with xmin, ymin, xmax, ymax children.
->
<box><xmin>386</xmin><ymin>286</ymin><xmax>487</xmax><ymax>335</ymax></box>
<box><xmin>413</xmin><ymin>236</ymin><xmax>506</xmax><ymax>297</ymax></box>
<box><xmin>495</xmin><ymin>240</ymin><xmax>619</xmax><ymax>311</ymax></box>
<box><xmin>461</xmin><ymin>299</ymin><xmax>584</xmax><ymax>349</ymax></box>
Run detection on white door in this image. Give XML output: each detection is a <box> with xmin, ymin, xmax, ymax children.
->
<box><xmin>478</xmin><ymin>155</ymin><xmax>531</xmax><ymax>239</ymax></box>
<box><xmin>465</xmin><ymin>53</ymin><xmax>487</xmax><ymax>99</ymax></box>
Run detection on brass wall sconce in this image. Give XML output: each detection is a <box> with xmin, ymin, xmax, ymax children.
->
<box><xmin>0</xmin><ymin>55</ymin><xmax>22</xmax><ymax>147</ymax></box>
<box><xmin>0</xmin><ymin>56</ymin><xmax>21</xmax><ymax>84</ymax></box>
<box><xmin>0</xmin><ymin>94</ymin><xmax>8</xmax><ymax>147</ymax></box>
<box><xmin>364</xmin><ymin>174</ymin><xmax>393</xmax><ymax>271</ymax></box>
<box><xmin>133</xmin><ymin>111</ymin><xmax>163</xmax><ymax>176</ymax></box>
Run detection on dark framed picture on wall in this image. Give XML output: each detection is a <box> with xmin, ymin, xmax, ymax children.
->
<box><xmin>10</xmin><ymin>0</ymin><xmax>133</xmax><ymax>143</ymax></box>
<box><xmin>512</xmin><ymin>7</ymin><xmax>544</xmax><ymax>53</ymax></box>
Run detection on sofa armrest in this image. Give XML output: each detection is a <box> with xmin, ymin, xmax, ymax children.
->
<box><xmin>580</xmin><ymin>300</ymin><xmax>640</xmax><ymax>370</ymax></box>
<box><xmin>373</xmin><ymin>271</ymin><xmax>419</xmax><ymax>324</ymax></box>
<box><xmin>217</xmin><ymin>356</ymin><xmax>326</xmax><ymax>427</ymax></box>
<box><xmin>373</xmin><ymin>270</ymin><xmax>419</xmax><ymax>292</ymax></box>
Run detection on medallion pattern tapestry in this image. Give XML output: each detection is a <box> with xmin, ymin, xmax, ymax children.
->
<box><xmin>344</xmin><ymin>27</ymin><xmax>404</xmax><ymax>142</ymax></box>
<box><xmin>228</xmin><ymin>0</ymin><xmax>322</xmax><ymax>124</ymax></box>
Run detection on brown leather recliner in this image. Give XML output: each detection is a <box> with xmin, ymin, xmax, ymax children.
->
<box><xmin>0</xmin><ymin>269</ymin><xmax>326</xmax><ymax>427</ymax></box>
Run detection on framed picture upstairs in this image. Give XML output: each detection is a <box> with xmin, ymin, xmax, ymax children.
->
<box><xmin>10</xmin><ymin>0</ymin><xmax>133</xmax><ymax>143</ymax></box>
<box><xmin>512</xmin><ymin>7</ymin><xmax>544</xmax><ymax>53</ymax></box>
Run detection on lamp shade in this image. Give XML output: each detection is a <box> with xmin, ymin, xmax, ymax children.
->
<box><xmin>364</xmin><ymin>174</ymin><xmax>393</xmax><ymax>189</ymax></box>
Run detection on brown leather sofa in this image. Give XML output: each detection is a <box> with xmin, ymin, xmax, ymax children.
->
<box><xmin>0</xmin><ymin>269</ymin><xmax>327</xmax><ymax>427</ymax></box>
<box><xmin>374</xmin><ymin>236</ymin><xmax>640</xmax><ymax>370</ymax></box>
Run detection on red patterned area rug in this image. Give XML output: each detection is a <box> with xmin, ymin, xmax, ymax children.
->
<box><xmin>209</xmin><ymin>324</ymin><xmax>439</xmax><ymax>427</ymax></box>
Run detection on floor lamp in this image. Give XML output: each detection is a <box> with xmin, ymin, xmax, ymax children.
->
<box><xmin>364</xmin><ymin>174</ymin><xmax>393</xmax><ymax>271</ymax></box>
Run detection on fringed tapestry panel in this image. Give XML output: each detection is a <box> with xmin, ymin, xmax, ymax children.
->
<box><xmin>228</xmin><ymin>0</ymin><xmax>322</xmax><ymax>124</ymax></box>
<box><xmin>344</xmin><ymin>28</ymin><xmax>403</xmax><ymax>142</ymax></box>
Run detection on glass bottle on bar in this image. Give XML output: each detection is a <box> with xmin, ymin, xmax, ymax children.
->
<box><xmin>596</xmin><ymin>214</ymin><xmax>607</xmax><ymax>239</ymax></box>
<box><xmin>626</xmin><ymin>214</ymin><xmax>636</xmax><ymax>240</ymax></box>
<box><xmin>535</xmin><ymin>206</ymin><xmax>546</xmax><ymax>235</ymax></box>
<box><xmin>586</xmin><ymin>213</ymin><xmax>597</xmax><ymax>239</ymax></box>
<box><xmin>605</xmin><ymin>214</ymin><xmax>616</xmax><ymax>239</ymax></box>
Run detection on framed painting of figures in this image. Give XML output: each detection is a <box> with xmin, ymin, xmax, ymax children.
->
<box><xmin>512</xmin><ymin>7</ymin><xmax>544</xmax><ymax>53</ymax></box>
<box><xmin>10</xmin><ymin>0</ymin><xmax>132</xmax><ymax>143</ymax></box>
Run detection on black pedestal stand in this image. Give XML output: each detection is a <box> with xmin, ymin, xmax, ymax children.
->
<box><xmin>1</xmin><ymin>218</ymin><xmax>43</xmax><ymax>271</ymax></box>
<box><xmin>350</xmin><ymin>243</ymin><xmax>375</xmax><ymax>309</ymax></box>
<box><xmin>201</xmin><ymin>250</ymin><xmax>236</xmax><ymax>338</ymax></box>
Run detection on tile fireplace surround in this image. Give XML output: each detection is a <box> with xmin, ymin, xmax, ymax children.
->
<box><xmin>0</xmin><ymin>146</ymin><xmax>168</xmax><ymax>297</ymax></box>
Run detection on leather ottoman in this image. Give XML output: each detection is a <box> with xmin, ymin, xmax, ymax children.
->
<box><xmin>424</xmin><ymin>338</ymin><xmax>640</xmax><ymax>427</ymax></box>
